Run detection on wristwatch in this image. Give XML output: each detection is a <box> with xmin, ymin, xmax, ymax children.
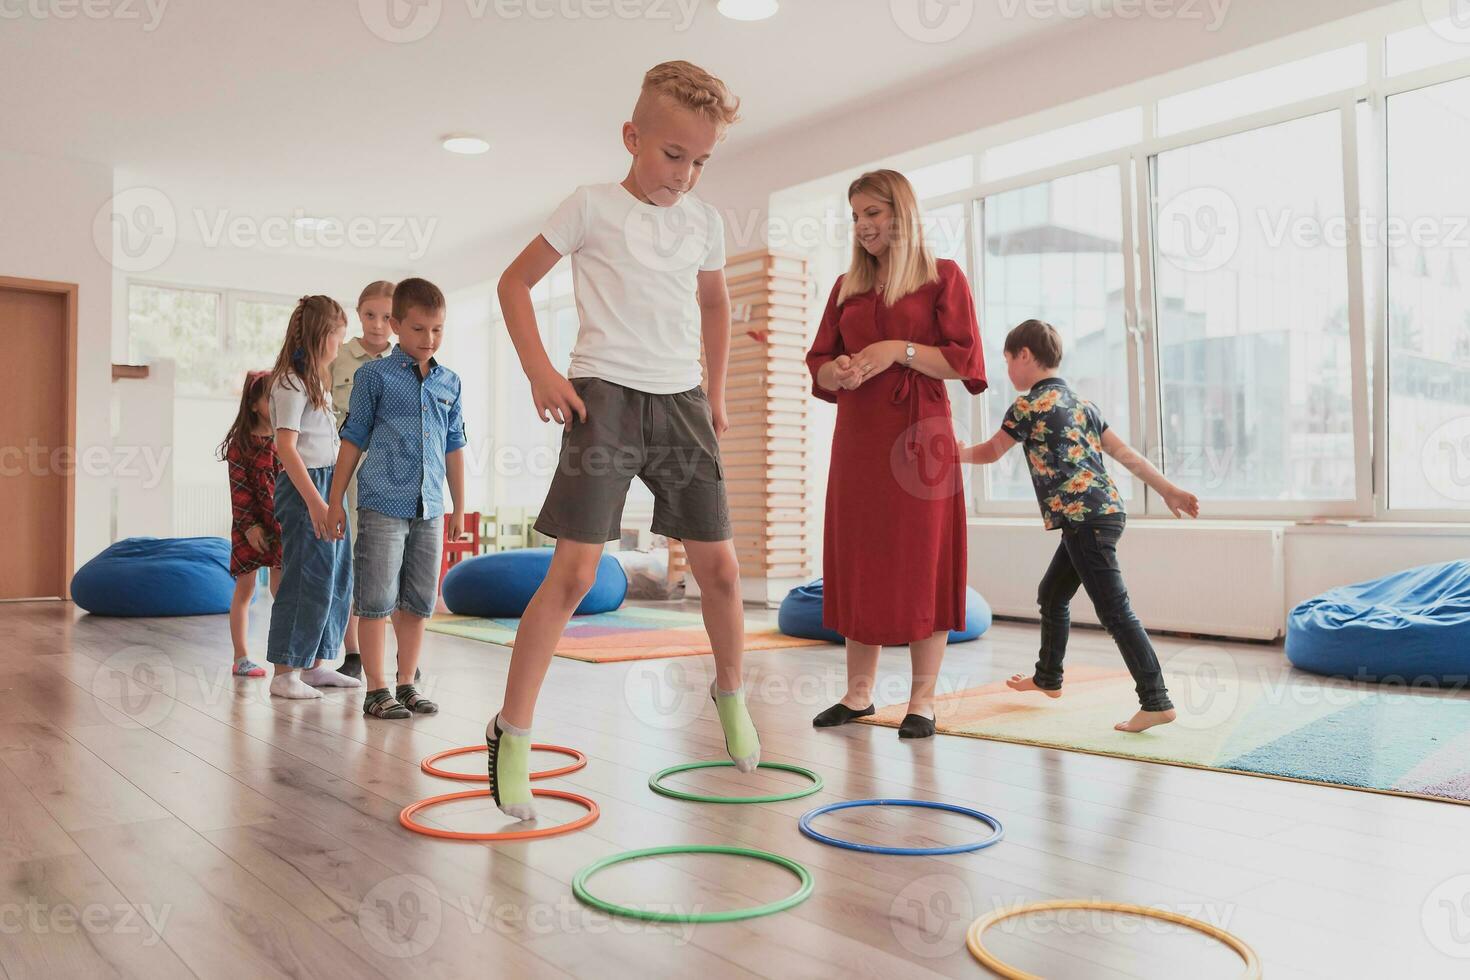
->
<box><xmin>904</xmin><ymin>342</ymin><xmax>916</xmax><ymax>365</ymax></box>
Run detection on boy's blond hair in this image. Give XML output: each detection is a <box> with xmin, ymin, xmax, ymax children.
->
<box><xmin>633</xmin><ymin>60</ymin><xmax>741</xmax><ymax>131</ymax></box>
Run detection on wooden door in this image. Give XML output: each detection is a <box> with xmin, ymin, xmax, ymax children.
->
<box><xmin>0</xmin><ymin>278</ymin><xmax>76</xmax><ymax>600</ymax></box>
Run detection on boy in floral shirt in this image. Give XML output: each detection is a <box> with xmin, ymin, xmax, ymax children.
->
<box><xmin>961</xmin><ymin>319</ymin><xmax>1199</xmax><ymax>733</ymax></box>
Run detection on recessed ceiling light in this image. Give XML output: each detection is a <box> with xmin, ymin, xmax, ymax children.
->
<box><xmin>718</xmin><ymin>0</ymin><xmax>777</xmax><ymax>21</ymax></box>
<box><xmin>442</xmin><ymin>135</ymin><xmax>490</xmax><ymax>155</ymax></box>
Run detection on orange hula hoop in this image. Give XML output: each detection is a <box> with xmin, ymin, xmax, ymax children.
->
<box><xmin>420</xmin><ymin>743</ymin><xmax>588</xmax><ymax>782</ymax></box>
<box><xmin>399</xmin><ymin>787</ymin><xmax>599</xmax><ymax>842</ymax></box>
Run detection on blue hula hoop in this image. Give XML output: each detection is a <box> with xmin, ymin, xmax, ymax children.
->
<box><xmin>799</xmin><ymin>798</ymin><xmax>1004</xmax><ymax>855</ymax></box>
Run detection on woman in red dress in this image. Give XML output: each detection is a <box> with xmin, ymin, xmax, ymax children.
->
<box><xmin>805</xmin><ymin>169</ymin><xmax>986</xmax><ymax>739</ymax></box>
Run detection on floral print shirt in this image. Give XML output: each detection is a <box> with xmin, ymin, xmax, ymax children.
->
<box><xmin>1002</xmin><ymin>378</ymin><xmax>1124</xmax><ymax>529</ymax></box>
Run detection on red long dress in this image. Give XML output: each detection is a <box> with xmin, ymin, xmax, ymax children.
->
<box><xmin>805</xmin><ymin>259</ymin><xmax>986</xmax><ymax>645</ymax></box>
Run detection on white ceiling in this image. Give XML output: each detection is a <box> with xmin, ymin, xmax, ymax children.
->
<box><xmin>3</xmin><ymin>1</ymin><xmax>1090</xmax><ymax>274</ymax></box>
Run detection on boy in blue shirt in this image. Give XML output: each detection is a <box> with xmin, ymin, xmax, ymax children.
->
<box><xmin>961</xmin><ymin>319</ymin><xmax>1199</xmax><ymax>733</ymax></box>
<box><xmin>327</xmin><ymin>278</ymin><xmax>467</xmax><ymax>720</ymax></box>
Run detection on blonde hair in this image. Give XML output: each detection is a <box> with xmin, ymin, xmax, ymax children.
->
<box><xmin>634</xmin><ymin>61</ymin><xmax>741</xmax><ymax>132</ymax></box>
<box><xmin>268</xmin><ymin>295</ymin><xmax>346</xmax><ymax>412</ymax></box>
<box><xmin>357</xmin><ymin>280</ymin><xmax>395</xmax><ymax>309</ymax></box>
<box><xmin>838</xmin><ymin>169</ymin><xmax>938</xmax><ymax>307</ymax></box>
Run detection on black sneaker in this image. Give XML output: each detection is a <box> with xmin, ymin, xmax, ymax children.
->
<box><xmin>338</xmin><ymin>653</ymin><xmax>362</xmax><ymax>680</ymax></box>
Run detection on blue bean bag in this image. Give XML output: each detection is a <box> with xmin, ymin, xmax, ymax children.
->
<box><xmin>442</xmin><ymin>547</ymin><xmax>627</xmax><ymax>618</ymax></box>
<box><xmin>778</xmin><ymin>579</ymin><xmax>992</xmax><ymax>644</ymax></box>
<box><xmin>1287</xmin><ymin>560</ymin><xmax>1470</xmax><ymax>685</ymax></box>
<box><xmin>71</xmin><ymin>537</ymin><xmax>240</xmax><ymax>617</ymax></box>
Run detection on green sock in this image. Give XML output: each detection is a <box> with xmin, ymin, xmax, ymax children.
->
<box><xmin>711</xmin><ymin>682</ymin><xmax>761</xmax><ymax>773</ymax></box>
<box><xmin>487</xmin><ymin>714</ymin><xmax>535</xmax><ymax>820</ymax></box>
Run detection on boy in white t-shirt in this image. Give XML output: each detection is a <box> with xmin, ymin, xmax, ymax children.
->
<box><xmin>485</xmin><ymin>61</ymin><xmax>756</xmax><ymax>819</ymax></box>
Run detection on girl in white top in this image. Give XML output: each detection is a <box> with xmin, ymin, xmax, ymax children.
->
<box><xmin>264</xmin><ymin>295</ymin><xmax>362</xmax><ymax>698</ymax></box>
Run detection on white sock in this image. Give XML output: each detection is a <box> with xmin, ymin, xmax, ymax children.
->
<box><xmin>487</xmin><ymin>711</ymin><xmax>531</xmax><ymax>740</ymax></box>
<box><xmin>270</xmin><ymin>673</ymin><xmax>323</xmax><ymax>699</ymax></box>
<box><xmin>300</xmin><ymin>664</ymin><xmax>362</xmax><ymax>688</ymax></box>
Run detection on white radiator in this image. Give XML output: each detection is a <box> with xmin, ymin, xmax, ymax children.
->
<box><xmin>968</xmin><ymin>519</ymin><xmax>1286</xmax><ymax>641</ymax></box>
<box><xmin>176</xmin><ymin>482</ymin><xmax>233</xmax><ymax>538</ymax></box>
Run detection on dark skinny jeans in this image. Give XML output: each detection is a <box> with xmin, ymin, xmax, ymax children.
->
<box><xmin>1032</xmin><ymin>515</ymin><xmax>1174</xmax><ymax>713</ymax></box>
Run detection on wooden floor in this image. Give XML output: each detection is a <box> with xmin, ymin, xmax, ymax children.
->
<box><xmin>1</xmin><ymin>598</ymin><xmax>1466</xmax><ymax>980</ymax></box>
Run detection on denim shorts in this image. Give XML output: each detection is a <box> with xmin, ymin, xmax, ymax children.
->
<box><xmin>354</xmin><ymin>507</ymin><xmax>444</xmax><ymax>619</ymax></box>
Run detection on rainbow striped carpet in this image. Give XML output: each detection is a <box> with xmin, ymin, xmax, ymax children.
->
<box><xmin>427</xmin><ymin>605</ymin><xmax>824</xmax><ymax>663</ymax></box>
<box><xmin>861</xmin><ymin>663</ymin><xmax>1470</xmax><ymax>805</ymax></box>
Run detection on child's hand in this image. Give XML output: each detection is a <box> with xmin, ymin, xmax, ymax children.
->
<box><xmin>1163</xmin><ymin>487</ymin><xmax>1200</xmax><ymax>519</ymax></box>
<box><xmin>325</xmin><ymin>501</ymin><xmax>347</xmax><ymax>541</ymax></box>
<box><xmin>531</xmin><ymin>369</ymin><xmax>587</xmax><ymax>429</ymax></box>
<box><xmin>709</xmin><ymin>392</ymin><xmax>729</xmax><ymax>437</ymax></box>
<box><xmin>848</xmin><ymin>341</ymin><xmax>900</xmax><ymax>386</ymax></box>
<box><xmin>307</xmin><ymin>496</ymin><xmax>333</xmax><ymax>540</ymax></box>
<box><xmin>447</xmin><ymin>510</ymin><xmax>470</xmax><ymax>542</ymax></box>
<box><xmin>831</xmin><ymin>354</ymin><xmax>862</xmax><ymax>390</ymax></box>
<box><xmin>245</xmin><ymin>524</ymin><xmax>268</xmax><ymax>553</ymax></box>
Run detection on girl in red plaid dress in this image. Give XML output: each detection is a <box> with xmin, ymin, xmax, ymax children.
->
<box><xmin>219</xmin><ymin>371</ymin><xmax>284</xmax><ymax>677</ymax></box>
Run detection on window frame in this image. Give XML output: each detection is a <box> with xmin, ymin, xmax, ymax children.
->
<box><xmin>881</xmin><ymin>16</ymin><xmax>1470</xmax><ymax>523</ymax></box>
<box><xmin>126</xmin><ymin>278</ymin><xmax>298</xmax><ymax>401</ymax></box>
<box><xmin>949</xmin><ymin>153</ymin><xmax>1144</xmax><ymax>516</ymax></box>
<box><xmin>1371</xmin><ymin>55</ymin><xmax>1470</xmax><ymax>521</ymax></box>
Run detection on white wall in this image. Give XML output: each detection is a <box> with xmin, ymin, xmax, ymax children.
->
<box><xmin>971</xmin><ymin>518</ymin><xmax>1470</xmax><ymax>639</ymax></box>
<box><xmin>442</xmin><ymin>279</ymin><xmax>496</xmax><ymax>515</ymax></box>
<box><xmin>0</xmin><ymin>150</ymin><xmax>115</xmax><ymax>577</ymax></box>
<box><xmin>1283</xmin><ymin>524</ymin><xmax>1470</xmax><ymax>611</ymax></box>
<box><xmin>114</xmin><ymin>359</ymin><xmax>174</xmax><ymax>540</ymax></box>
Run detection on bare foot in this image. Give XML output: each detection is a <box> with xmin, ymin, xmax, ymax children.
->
<box><xmin>1114</xmin><ymin>709</ymin><xmax>1176</xmax><ymax>733</ymax></box>
<box><xmin>1006</xmin><ymin>674</ymin><xmax>1062</xmax><ymax>699</ymax></box>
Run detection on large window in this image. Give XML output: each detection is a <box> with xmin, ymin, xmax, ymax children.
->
<box><xmin>1152</xmin><ymin>112</ymin><xmax>1356</xmax><ymax>503</ymax></box>
<box><xmin>1386</xmin><ymin>76</ymin><xmax>1470</xmax><ymax>512</ymax></box>
<box><xmin>128</xmin><ymin>283</ymin><xmax>293</xmax><ymax>398</ymax></box>
<box><xmin>126</xmin><ymin>281</ymin><xmax>296</xmax><ymax>536</ymax></box>
<box><xmin>979</xmin><ymin>165</ymin><xmax>1133</xmax><ymax>502</ymax></box>
<box><xmin>777</xmin><ymin>14</ymin><xmax>1470</xmax><ymax>522</ymax></box>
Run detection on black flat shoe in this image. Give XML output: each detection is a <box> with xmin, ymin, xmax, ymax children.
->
<box><xmin>337</xmin><ymin>654</ymin><xmax>362</xmax><ymax>680</ymax></box>
<box><xmin>813</xmin><ymin>702</ymin><xmax>875</xmax><ymax>728</ymax></box>
<box><xmin>898</xmin><ymin>714</ymin><xmax>936</xmax><ymax>739</ymax></box>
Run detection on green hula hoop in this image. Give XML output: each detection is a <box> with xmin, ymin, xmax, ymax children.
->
<box><xmin>573</xmin><ymin>845</ymin><xmax>813</xmax><ymax>923</ymax></box>
<box><xmin>648</xmin><ymin>761</ymin><xmax>823</xmax><ymax>804</ymax></box>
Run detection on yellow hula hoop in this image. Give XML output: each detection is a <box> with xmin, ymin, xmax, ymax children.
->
<box><xmin>965</xmin><ymin>900</ymin><xmax>1263</xmax><ymax>980</ymax></box>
